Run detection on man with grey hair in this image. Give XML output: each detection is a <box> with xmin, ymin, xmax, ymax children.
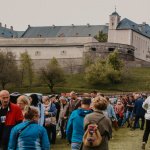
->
<box><xmin>64</xmin><ymin>91</ymin><xmax>81</xmax><ymax>119</ymax></box>
<box><xmin>0</xmin><ymin>90</ymin><xmax>24</xmax><ymax>149</ymax></box>
<box><xmin>131</xmin><ymin>94</ymin><xmax>145</xmax><ymax>131</ymax></box>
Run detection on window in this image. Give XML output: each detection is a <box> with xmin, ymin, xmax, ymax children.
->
<box><xmin>91</xmin><ymin>48</ymin><xmax>96</xmax><ymax>51</ymax></box>
<box><xmin>35</xmin><ymin>51</ymin><xmax>41</xmax><ymax>56</ymax></box>
<box><xmin>108</xmin><ymin>48</ymin><xmax>114</xmax><ymax>51</ymax></box>
<box><xmin>60</xmin><ymin>51</ymin><xmax>66</xmax><ymax>55</ymax></box>
<box><xmin>128</xmin><ymin>50</ymin><xmax>133</xmax><ymax>54</ymax></box>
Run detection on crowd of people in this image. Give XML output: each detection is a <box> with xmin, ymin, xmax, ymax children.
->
<box><xmin>0</xmin><ymin>90</ymin><xmax>150</xmax><ymax>150</ymax></box>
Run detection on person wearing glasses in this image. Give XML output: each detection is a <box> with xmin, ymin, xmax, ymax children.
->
<box><xmin>17</xmin><ymin>95</ymin><xmax>30</xmax><ymax>116</ymax></box>
<box><xmin>8</xmin><ymin>106</ymin><xmax>50</xmax><ymax>150</ymax></box>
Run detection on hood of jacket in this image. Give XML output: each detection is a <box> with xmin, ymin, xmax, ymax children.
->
<box><xmin>77</xmin><ymin>108</ymin><xmax>92</xmax><ymax>116</ymax></box>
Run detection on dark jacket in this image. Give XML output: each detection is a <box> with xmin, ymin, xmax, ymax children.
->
<box><xmin>66</xmin><ymin>108</ymin><xmax>92</xmax><ymax>143</ymax></box>
<box><xmin>64</xmin><ymin>99</ymin><xmax>81</xmax><ymax>118</ymax></box>
<box><xmin>133</xmin><ymin>98</ymin><xmax>145</xmax><ymax>116</ymax></box>
<box><xmin>82</xmin><ymin>110</ymin><xmax>112</xmax><ymax>150</ymax></box>
<box><xmin>0</xmin><ymin>102</ymin><xmax>24</xmax><ymax>146</ymax></box>
<box><xmin>59</xmin><ymin>102</ymin><xmax>69</xmax><ymax>120</ymax></box>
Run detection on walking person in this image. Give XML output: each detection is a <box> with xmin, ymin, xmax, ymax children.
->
<box><xmin>82</xmin><ymin>96</ymin><xmax>112</xmax><ymax>150</ymax></box>
<box><xmin>141</xmin><ymin>96</ymin><xmax>150</xmax><ymax>149</ymax></box>
<box><xmin>59</xmin><ymin>96</ymin><xmax>68</xmax><ymax>139</ymax></box>
<box><xmin>29</xmin><ymin>94</ymin><xmax>45</xmax><ymax>126</ymax></box>
<box><xmin>8</xmin><ymin>106</ymin><xmax>50</xmax><ymax>150</ymax></box>
<box><xmin>126</xmin><ymin>95</ymin><xmax>135</xmax><ymax>128</ymax></box>
<box><xmin>66</xmin><ymin>97</ymin><xmax>92</xmax><ymax>150</ymax></box>
<box><xmin>43</xmin><ymin>96</ymin><xmax>57</xmax><ymax>144</ymax></box>
<box><xmin>121</xmin><ymin>98</ymin><xmax>127</xmax><ymax>126</ymax></box>
<box><xmin>64</xmin><ymin>91</ymin><xmax>81</xmax><ymax>119</ymax></box>
<box><xmin>17</xmin><ymin>95</ymin><xmax>30</xmax><ymax>116</ymax></box>
<box><xmin>0</xmin><ymin>90</ymin><xmax>24</xmax><ymax>150</ymax></box>
<box><xmin>131</xmin><ymin>94</ymin><xmax>145</xmax><ymax>131</ymax></box>
<box><xmin>115</xmin><ymin>99</ymin><xmax>124</xmax><ymax>127</ymax></box>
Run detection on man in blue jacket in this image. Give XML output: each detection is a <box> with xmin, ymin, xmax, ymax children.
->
<box><xmin>131</xmin><ymin>94</ymin><xmax>146</xmax><ymax>131</ymax></box>
<box><xmin>66</xmin><ymin>97</ymin><xmax>93</xmax><ymax>150</ymax></box>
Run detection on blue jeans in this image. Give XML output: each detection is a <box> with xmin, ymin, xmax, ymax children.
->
<box><xmin>122</xmin><ymin>112</ymin><xmax>126</xmax><ymax>126</ymax></box>
<box><xmin>71</xmin><ymin>143</ymin><xmax>81</xmax><ymax>150</ymax></box>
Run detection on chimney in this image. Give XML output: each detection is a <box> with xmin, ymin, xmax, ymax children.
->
<box><xmin>4</xmin><ymin>24</ymin><xmax>6</xmax><ymax>31</ymax></box>
<box><xmin>52</xmin><ymin>24</ymin><xmax>55</xmax><ymax>28</ymax></box>
<box><xmin>138</xmin><ymin>25</ymin><xmax>142</xmax><ymax>32</ymax></box>
<box><xmin>10</xmin><ymin>26</ymin><xmax>13</xmax><ymax>33</ymax></box>
<box><xmin>105</xmin><ymin>23</ymin><xmax>109</xmax><ymax>27</ymax></box>
<box><xmin>142</xmin><ymin>22</ymin><xmax>146</xmax><ymax>26</ymax></box>
<box><xmin>28</xmin><ymin>25</ymin><xmax>30</xmax><ymax>28</ymax></box>
<box><xmin>0</xmin><ymin>23</ymin><xmax>2</xmax><ymax>29</ymax></box>
<box><xmin>71</xmin><ymin>24</ymin><xmax>74</xmax><ymax>27</ymax></box>
<box><xmin>87</xmin><ymin>23</ymin><xmax>90</xmax><ymax>27</ymax></box>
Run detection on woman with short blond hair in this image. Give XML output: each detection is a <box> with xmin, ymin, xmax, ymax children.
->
<box><xmin>17</xmin><ymin>95</ymin><xmax>30</xmax><ymax>116</ymax></box>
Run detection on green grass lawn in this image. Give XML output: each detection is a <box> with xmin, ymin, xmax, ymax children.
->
<box><xmin>5</xmin><ymin>67</ymin><xmax>150</xmax><ymax>94</ymax></box>
<box><xmin>50</xmin><ymin>124</ymin><xmax>150</xmax><ymax>150</ymax></box>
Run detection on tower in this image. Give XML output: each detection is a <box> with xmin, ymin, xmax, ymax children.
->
<box><xmin>109</xmin><ymin>9</ymin><xmax>121</xmax><ymax>30</ymax></box>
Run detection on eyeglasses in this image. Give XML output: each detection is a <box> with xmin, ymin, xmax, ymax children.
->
<box><xmin>17</xmin><ymin>103</ymin><xmax>24</xmax><ymax>105</ymax></box>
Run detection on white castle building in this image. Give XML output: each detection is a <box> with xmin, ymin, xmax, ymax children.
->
<box><xmin>0</xmin><ymin>11</ymin><xmax>149</xmax><ymax>71</ymax></box>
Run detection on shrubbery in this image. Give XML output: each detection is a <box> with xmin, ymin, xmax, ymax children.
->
<box><xmin>84</xmin><ymin>50</ymin><xmax>123</xmax><ymax>85</ymax></box>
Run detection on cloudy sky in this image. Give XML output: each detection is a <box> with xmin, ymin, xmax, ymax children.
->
<box><xmin>0</xmin><ymin>0</ymin><xmax>150</xmax><ymax>31</ymax></box>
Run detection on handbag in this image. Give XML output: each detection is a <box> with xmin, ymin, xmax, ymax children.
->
<box><xmin>112</xmin><ymin>120</ymin><xmax>119</xmax><ymax>131</ymax></box>
<box><xmin>119</xmin><ymin>113</ymin><xmax>124</xmax><ymax>118</ymax></box>
<box><xmin>45</xmin><ymin>112</ymin><xmax>56</xmax><ymax>127</ymax></box>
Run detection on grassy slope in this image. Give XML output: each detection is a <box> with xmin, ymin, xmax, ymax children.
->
<box><xmin>6</xmin><ymin>68</ymin><xmax>150</xmax><ymax>94</ymax></box>
<box><xmin>50</xmin><ymin>125</ymin><xmax>150</xmax><ymax>150</ymax></box>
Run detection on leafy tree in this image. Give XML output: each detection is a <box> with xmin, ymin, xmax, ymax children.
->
<box><xmin>20</xmin><ymin>50</ymin><xmax>34</xmax><ymax>86</ymax></box>
<box><xmin>0</xmin><ymin>52</ymin><xmax>21</xmax><ymax>89</ymax></box>
<box><xmin>82</xmin><ymin>53</ymin><xmax>94</xmax><ymax>68</ymax></box>
<box><xmin>106</xmin><ymin>49</ymin><xmax>123</xmax><ymax>71</ymax></box>
<box><xmin>94</xmin><ymin>30</ymin><xmax>108</xmax><ymax>42</ymax></box>
<box><xmin>84</xmin><ymin>50</ymin><xmax>123</xmax><ymax>85</ymax></box>
<box><xmin>39</xmin><ymin>57</ymin><xmax>65</xmax><ymax>92</ymax></box>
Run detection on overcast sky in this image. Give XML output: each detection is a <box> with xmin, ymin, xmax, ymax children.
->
<box><xmin>0</xmin><ymin>0</ymin><xmax>150</xmax><ymax>31</ymax></box>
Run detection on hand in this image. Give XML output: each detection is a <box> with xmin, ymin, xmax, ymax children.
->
<box><xmin>45</xmin><ymin>111</ymin><xmax>49</xmax><ymax>115</ymax></box>
<box><xmin>64</xmin><ymin>116</ymin><xmax>67</xmax><ymax>119</ymax></box>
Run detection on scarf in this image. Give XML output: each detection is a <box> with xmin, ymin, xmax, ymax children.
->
<box><xmin>43</xmin><ymin>101</ymin><xmax>51</xmax><ymax>111</ymax></box>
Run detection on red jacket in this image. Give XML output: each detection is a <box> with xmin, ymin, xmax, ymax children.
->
<box><xmin>115</xmin><ymin>104</ymin><xmax>125</xmax><ymax>114</ymax></box>
<box><xmin>0</xmin><ymin>102</ymin><xmax>24</xmax><ymax>146</ymax></box>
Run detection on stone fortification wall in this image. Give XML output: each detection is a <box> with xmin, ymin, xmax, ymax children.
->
<box><xmin>84</xmin><ymin>42</ymin><xmax>135</xmax><ymax>61</ymax></box>
<box><xmin>125</xmin><ymin>59</ymin><xmax>150</xmax><ymax>68</ymax></box>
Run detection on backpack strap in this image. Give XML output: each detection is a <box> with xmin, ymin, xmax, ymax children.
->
<box><xmin>96</xmin><ymin>116</ymin><xmax>105</xmax><ymax>125</ymax></box>
<box><xmin>16</xmin><ymin>121</ymin><xmax>35</xmax><ymax>148</ymax></box>
<box><xmin>86</xmin><ymin>115</ymin><xmax>105</xmax><ymax>125</ymax></box>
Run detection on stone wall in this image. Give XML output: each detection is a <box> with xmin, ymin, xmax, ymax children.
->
<box><xmin>84</xmin><ymin>42</ymin><xmax>135</xmax><ymax>61</ymax></box>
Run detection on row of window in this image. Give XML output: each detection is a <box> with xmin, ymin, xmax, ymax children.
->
<box><xmin>90</xmin><ymin>48</ymin><xmax>133</xmax><ymax>54</ymax></box>
<box><xmin>35</xmin><ymin>51</ymin><xmax>67</xmax><ymax>56</ymax></box>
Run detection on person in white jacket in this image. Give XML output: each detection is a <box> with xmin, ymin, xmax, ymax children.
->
<box><xmin>141</xmin><ymin>95</ymin><xmax>150</xmax><ymax>149</ymax></box>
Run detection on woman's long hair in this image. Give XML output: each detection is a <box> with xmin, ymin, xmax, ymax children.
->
<box><xmin>30</xmin><ymin>94</ymin><xmax>39</xmax><ymax>106</ymax></box>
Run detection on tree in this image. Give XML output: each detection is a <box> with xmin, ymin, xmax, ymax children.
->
<box><xmin>39</xmin><ymin>57</ymin><xmax>65</xmax><ymax>92</ymax></box>
<box><xmin>0</xmin><ymin>52</ymin><xmax>21</xmax><ymax>89</ymax></box>
<box><xmin>106</xmin><ymin>49</ymin><xmax>123</xmax><ymax>71</ymax></box>
<box><xmin>94</xmin><ymin>30</ymin><xmax>108</xmax><ymax>42</ymax></box>
<box><xmin>20</xmin><ymin>50</ymin><xmax>34</xmax><ymax>86</ymax></box>
<box><xmin>82</xmin><ymin>53</ymin><xmax>94</xmax><ymax>68</ymax></box>
<box><xmin>84</xmin><ymin>50</ymin><xmax>123</xmax><ymax>85</ymax></box>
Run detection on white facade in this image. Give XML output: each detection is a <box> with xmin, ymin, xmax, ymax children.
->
<box><xmin>108</xmin><ymin>12</ymin><xmax>150</xmax><ymax>61</ymax></box>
